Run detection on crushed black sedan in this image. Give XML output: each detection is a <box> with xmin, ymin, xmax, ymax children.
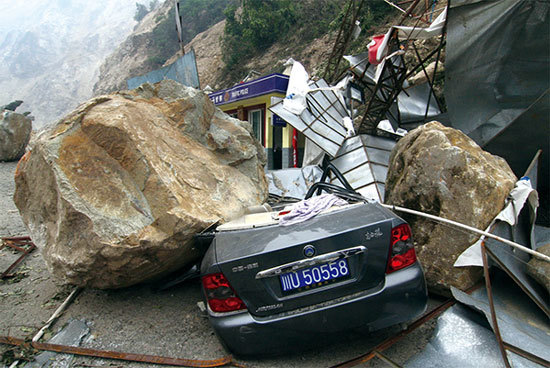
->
<box><xmin>200</xmin><ymin>190</ymin><xmax>427</xmax><ymax>356</ymax></box>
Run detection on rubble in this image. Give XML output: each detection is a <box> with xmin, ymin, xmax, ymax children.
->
<box><xmin>0</xmin><ymin>109</ymin><xmax>32</xmax><ymax>162</ymax></box>
<box><xmin>13</xmin><ymin>80</ymin><xmax>268</xmax><ymax>289</ymax></box>
<box><xmin>385</xmin><ymin>121</ymin><xmax>517</xmax><ymax>294</ymax></box>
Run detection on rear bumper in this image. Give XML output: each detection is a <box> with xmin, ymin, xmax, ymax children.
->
<box><xmin>207</xmin><ymin>263</ymin><xmax>427</xmax><ymax>356</ymax></box>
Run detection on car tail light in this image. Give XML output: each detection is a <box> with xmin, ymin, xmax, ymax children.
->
<box><xmin>201</xmin><ymin>273</ymin><xmax>246</xmax><ymax>313</ymax></box>
<box><xmin>386</xmin><ymin>223</ymin><xmax>417</xmax><ymax>274</ymax></box>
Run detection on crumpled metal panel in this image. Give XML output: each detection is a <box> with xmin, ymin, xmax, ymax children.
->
<box><xmin>329</xmin><ymin>135</ymin><xmax>395</xmax><ymax>202</ymax></box>
<box><xmin>405</xmin><ymin>304</ymin><xmax>506</xmax><ymax>368</ymax></box>
<box><xmin>454</xmin><ymin>155</ymin><xmax>549</xmax><ymax>316</ymax></box>
<box><xmin>446</xmin><ymin>0</ymin><xmax>549</xmax><ymax>141</ymax></box>
<box><xmin>30</xmin><ymin>320</ymin><xmax>90</xmax><ymax>368</ymax></box>
<box><xmin>266</xmin><ymin>166</ymin><xmax>323</xmax><ymax>200</ymax></box>
<box><xmin>452</xmin><ymin>279</ymin><xmax>550</xmax><ymax>365</ymax></box>
<box><xmin>485</xmin><ymin>223</ymin><xmax>550</xmax><ymax>317</ymax></box>
<box><xmin>344</xmin><ymin>52</ymin><xmax>373</xmax><ymax>82</ymax></box>
<box><xmin>482</xmin><ymin>90</ymin><xmax>550</xmax><ymax>222</ymax></box>
<box><xmin>269</xmin><ymin>79</ymin><xmax>349</xmax><ymax>157</ymax></box>
<box><xmin>127</xmin><ymin>49</ymin><xmax>200</xmax><ymax>90</ymax></box>
<box><xmin>388</xmin><ymin>82</ymin><xmax>441</xmax><ymax>126</ymax></box>
<box><xmin>405</xmin><ymin>301</ymin><xmax>542</xmax><ymax>368</ymax></box>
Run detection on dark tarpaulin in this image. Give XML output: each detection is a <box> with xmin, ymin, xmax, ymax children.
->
<box><xmin>445</xmin><ymin>0</ymin><xmax>550</xmax><ymax>222</ymax></box>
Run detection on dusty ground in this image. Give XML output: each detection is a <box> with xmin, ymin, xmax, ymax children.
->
<box><xmin>0</xmin><ymin>161</ymin><xmax>440</xmax><ymax>368</ymax></box>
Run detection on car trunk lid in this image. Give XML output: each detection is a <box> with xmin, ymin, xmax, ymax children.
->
<box><xmin>213</xmin><ymin>203</ymin><xmax>396</xmax><ymax>317</ymax></box>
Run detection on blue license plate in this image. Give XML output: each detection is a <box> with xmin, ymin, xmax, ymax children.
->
<box><xmin>280</xmin><ymin>259</ymin><xmax>350</xmax><ymax>292</ymax></box>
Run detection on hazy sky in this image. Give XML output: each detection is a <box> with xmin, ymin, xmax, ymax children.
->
<box><xmin>0</xmin><ymin>0</ymin><xmax>145</xmax><ymax>127</ymax></box>
<box><xmin>0</xmin><ymin>0</ymin><xmax>140</xmax><ymax>36</ymax></box>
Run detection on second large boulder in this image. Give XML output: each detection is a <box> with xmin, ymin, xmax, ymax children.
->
<box><xmin>14</xmin><ymin>80</ymin><xmax>268</xmax><ymax>289</ymax></box>
<box><xmin>385</xmin><ymin>121</ymin><xmax>517</xmax><ymax>295</ymax></box>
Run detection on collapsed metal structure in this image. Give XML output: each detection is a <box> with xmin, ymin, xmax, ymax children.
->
<box><xmin>269</xmin><ymin>0</ymin><xmax>549</xmax><ymax>366</ymax></box>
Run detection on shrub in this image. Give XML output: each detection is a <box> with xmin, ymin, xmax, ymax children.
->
<box><xmin>145</xmin><ymin>0</ymin><xmax>233</xmax><ymax>69</ymax></box>
<box><xmin>134</xmin><ymin>2</ymin><xmax>149</xmax><ymax>22</ymax></box>
<box><xmin>222</xmin><ymin>0</ymin><xmax>296</xmax><ymax>73</ymax></box>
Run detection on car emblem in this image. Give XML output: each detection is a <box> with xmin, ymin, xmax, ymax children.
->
<box><xmin>303</xmin><ymin>245</ymin><xmax>316</xmax><ymax>258</ymax></box>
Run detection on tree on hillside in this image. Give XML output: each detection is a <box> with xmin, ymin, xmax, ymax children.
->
<box><xmin>144</xmin><ymin>0</ymin><xmax>232</xmax><ymax>70</ymax></box>
<box><xmin>134</xmin><ymin>1</ymin><xmax>160</xmax><ymax>22</ymax></box>
<box><xmin>134</xmin><ymin>2</ymin><xmax>148</xmax><ymax>22</ymax></box>
<box><xmin>222</xmin><ymin>0</ymin><xmax>296</xmax><ymax>74</ymax></box>
<box><xmin>177</xmin><ymin>0</ymin><xmax>233</xmax><ymax>44</ymax></box>
<box><xmin>149</xmin><ymin>0</ymin><xmax>159</xmax><ymax>11</ymax></box>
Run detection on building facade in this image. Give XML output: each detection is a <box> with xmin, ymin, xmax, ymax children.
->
<box><xmin>208</xmin><ymin>73</ymin><xmax>304</xmax><ymax>170</ymax></box>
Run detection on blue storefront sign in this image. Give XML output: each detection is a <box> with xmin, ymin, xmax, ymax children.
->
<box><xmin>272</xmin><ymin>114</ymin><xmax>287</xmax><ymax>127</ymax></box>
<box><xmin>209</xmin><ymin>73</ymin><xmax>289</xmax><ymax>106</ymax></box>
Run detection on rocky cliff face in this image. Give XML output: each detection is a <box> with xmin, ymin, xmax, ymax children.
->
<box><xmin>93</xmin><ymin>0</ymin><xmax>173</xmax><ymax>95</ymax></box>
<box><xmin>0</xmin><ymin>0</ymin><xmax>138</xmax><ymax>129</ymax></box>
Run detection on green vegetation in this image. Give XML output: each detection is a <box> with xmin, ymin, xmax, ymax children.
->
<box><xmin>177</xmin><ymin>0</ymin><xmax>233</xmax><ymax>44</ymax></box>
<box><xmin>134</xmin><ymin>3</ymin><xmax>148</xmax><ymax>22</ymax></box>
<box><xmin>294</xmin><ymin>0</ymin><xmax>346</xmax><ymax>42</ymax></box>
<box><xmin>144</xmin><ymin>0</ymin><xmax>233</xmax><ymax>70</ymax></box>
<box><xmin>345</xmin><ymin>0</ymin><xmax>397</xmax><ymax>53</ymax></box>
<box><xmin>134</xmin><ymin>1</ymin><xmax>160</xmax><ymax>22</ymax></box>
<box><xmin>139</xmin><ymin>0</ymin><xmax>395</xmax><ymax>80</ymax></box>
<box><xmin>146</xmin><ymin>8</ymin><xmax>180</xmax><ymax>69</ymax></box>
<box><xmin>221</xmin><ymin>0</ymin><xmax>396</xmax><ymax>79</ymax></box>
<box><xmin>222</xmin><ymin>0</ymin><xmax>296</xmax><ymax>76</ymax></box>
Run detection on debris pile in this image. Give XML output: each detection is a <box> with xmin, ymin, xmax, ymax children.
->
<box><xmin>13</xmin><ymin>80</ymin><xmax>268</xmax><ymax>289</ymax></box>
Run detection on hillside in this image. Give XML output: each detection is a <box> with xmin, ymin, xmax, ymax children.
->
<box><xmin>0</xmin><ymin>0</ymin><xmax>138</xmax><ymax>129</ymax></box>
<box><xmin>94</xmin><ymin>0</ymin><xmax>400</xmax><ymax>94</ymax></box>
<box><xmin>94</xmin><ymin>0</ymin><xmax>233</xmax><ymax>94</ymax></box>
<box><xmin>93</xmin><ymin>1</ymin><xmax>174</xmax><ymax>95</ymax></box>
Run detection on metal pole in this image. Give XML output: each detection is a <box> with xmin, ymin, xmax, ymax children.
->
<box><xmin>382</xmin><ymin>204</ymin><xmax>550</xmax><ymax>262</ymax></box>
<box><xmin>480</xmin><ymin>241</ymin><xmax>511</xmax><ymax>368</ymax></box>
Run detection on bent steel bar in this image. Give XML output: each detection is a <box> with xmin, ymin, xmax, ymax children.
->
<box><xmin>0</xmin><ymin>336</ymin><xmax>237</xmax><ymax>368</ymax></box>
<box><xmin>255</xmin><ymin>246</ymin><xmax>367</xmax><ymax>279</ymax></box>
<box><xmin>1</xmin><ymin>236</ymin><xmax>36</xmax><ymax>279</ymax></box>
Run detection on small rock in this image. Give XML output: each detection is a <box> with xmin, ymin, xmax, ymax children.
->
<box><xmin>0</xmin><ymin>110</ymin><xmax>32</xmax><ymax>161</ymax></box>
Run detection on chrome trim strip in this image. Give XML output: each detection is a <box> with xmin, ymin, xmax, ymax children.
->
<box><xmin>255</xmin><ymin>246</ymin><xmax>367</xmax><ymax>279</ymax></box>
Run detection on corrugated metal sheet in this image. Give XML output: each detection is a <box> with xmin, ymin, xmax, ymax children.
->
<box><xmin>329</xmin><ymin>135</ymin><xmax>395</xmax><ymax>202</ymax></box>
<box><xmin>127</xmin><ymin>49</ymin><xmax>199</xmax><ymax>90</ymax></box>
<box><xmin>269</xmin><ymin>79</ymin><xmax>349</xmax><ymax>157</ymax></box>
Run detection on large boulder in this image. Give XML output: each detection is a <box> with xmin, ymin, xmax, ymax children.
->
<box><xmin>385</xmin><ymin>121</ymin><xmax>517</xmax><ymax>295</ymax></box>
<box><xmin>14</xmin><ymin>80</ymin><xmax>268</xmax><ymax>289</ymax></box>
<box><xmin>0</xmin><ymin>110</ymin><xmax>32</xmax><ymax>161</ymax></box>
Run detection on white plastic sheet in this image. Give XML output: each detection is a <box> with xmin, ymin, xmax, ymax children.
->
<box><xmin>455</xmin><ymin>178</ymin><xmax>538</xmax><ymax>267</ymax></box>
<box><xmin>283</xmin><ymin>59</ymin><xmax>310</xmax><ymax>115</ymax></box>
